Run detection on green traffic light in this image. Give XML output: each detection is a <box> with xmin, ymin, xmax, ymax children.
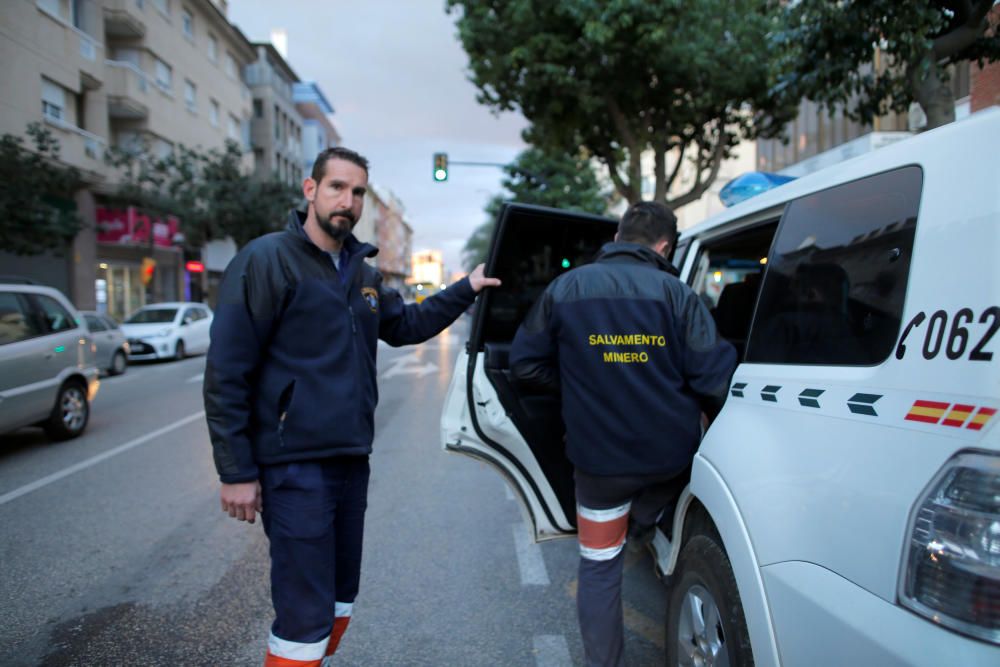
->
<box><xmin>434</xmin><ymin>168</ymin><xmax>448</xmax><ymax>182</ymax></box>
<box><xmin>561</xmin><ymin>258</ymin><xmax>571</xmax><ymax>269</ymax></box>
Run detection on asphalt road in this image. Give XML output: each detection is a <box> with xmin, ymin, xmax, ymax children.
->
<box><xmin>0</xmin><ymin>318</ymin><xmax>668</xmax><ymax>666</ymax></box>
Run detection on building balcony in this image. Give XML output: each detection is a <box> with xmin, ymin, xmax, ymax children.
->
<box><xmin>103</xmin><ymin>0</ymin><xmax>146</xmax><ymax>38</ymax></box>
<box><xmin>36</xmin><ymin>2</ymin><xmax>104</xmax><ymax>84</ymax></box>
<box><xmin>105</xmin><ymin>61</ymin><xmax>151</xmax><ymax>120</ymax></box>
<box><xmin>43</xmin><ymin>117</ymin><xmax>107</xmax><ymax>181</ymax></box>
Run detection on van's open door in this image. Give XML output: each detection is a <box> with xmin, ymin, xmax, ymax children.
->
<box><xmin>441</xmin><ymin>203</ymin><xmax>617</xmax><ymax>541</ymax></box>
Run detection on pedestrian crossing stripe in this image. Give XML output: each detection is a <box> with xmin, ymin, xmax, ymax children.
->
<box><xmin>966</xmin><ymin>407</ymin><xmax>996</xmax><ymax>431</ymax></box>
<box><xmin>905</xmin><ymin>400</ymin><xmax>951</xmax><ymax>424</ymax></box>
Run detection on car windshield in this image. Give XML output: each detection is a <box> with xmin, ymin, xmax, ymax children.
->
<box><xmin>126</xmin><ymin>308</ymin><xmax>178</xmax><ymax>324</ymax></box>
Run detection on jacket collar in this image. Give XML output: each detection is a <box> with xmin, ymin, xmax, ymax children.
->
<box><xmin>285</xmin><ymin>209</ymin><xmax>379</xmax><ymax>261</ymax></box>
<box><xmin>596</xmin><ymin>241</ymin><xmax>679</xmax><ymax>276</ymax></box>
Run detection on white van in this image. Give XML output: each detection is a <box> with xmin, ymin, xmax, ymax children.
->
<box><xmin>441</xmin><ymin>108</ymin><xmax>1000</xmax><ymax>665</ymax></box>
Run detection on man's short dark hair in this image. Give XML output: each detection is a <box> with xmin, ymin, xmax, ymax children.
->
<box><xmin>311</xmin><ymin>147</ymin><xmax>369</xmax><ymax>183</ymax></box>
<box><xmin>618</xmin><ymin>201</ymin><xmax>678</xmax><ymax>248</ymax></box>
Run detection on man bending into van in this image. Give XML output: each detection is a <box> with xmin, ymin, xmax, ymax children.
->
<box><xmin>510</xmin><ymin>201</ymin><xmax>736</xmax><ymax>667</ymax></box>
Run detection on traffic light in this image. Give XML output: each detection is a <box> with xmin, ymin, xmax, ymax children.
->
<box><xmin>433</xmin><ymin>152</ymin><xmax>448</xmax><ymax>182</ymax></box>
<box><xmin>141</xmin><ymin>257</ymin><xmax>157</xmax><ymax>286</ymax></box>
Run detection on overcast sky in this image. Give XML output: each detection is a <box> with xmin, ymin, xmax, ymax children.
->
<box><xmin>228</xmin><ymin>0</ymin><xmax>528</xmax><ymax>274</ymax></box>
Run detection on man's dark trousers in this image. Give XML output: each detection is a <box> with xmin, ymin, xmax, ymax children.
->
<box><xmin>260</xmin><ymin>456</ymin><xmax>370</xmax><ymax>665</ymax></box>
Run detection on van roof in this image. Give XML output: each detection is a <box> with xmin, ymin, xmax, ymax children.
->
<box><xmin>680</xmin><ymin>107</ymin><xmax>1000</xmax><ymax>239</ymax></box>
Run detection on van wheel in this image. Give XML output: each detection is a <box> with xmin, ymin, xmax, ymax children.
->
<box><xmin>44</xmin><ymin>381</ymin><xmax>89</xmax><ymax>441</ymax></box>
<box><xmin>109</xmin><ymin>350</ymin><xmax>127</xmax><ymax>376</ymax></box>
<box><xmin>666</xmin><ymin>532</ymin><xmax>753</xmax><ymax>667</ymax></box>
<box><xmin>174</xmin><ymin>340</ymin><xmax>186</xmax><ymax>360</ymax></box>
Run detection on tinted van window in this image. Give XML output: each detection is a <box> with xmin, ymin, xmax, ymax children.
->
<box><xmin>0</xmin><ymin>292</ymin><xmax>43</xmax><ymax>344</ymax></box>
<box><xmin>746</xmin><ymin>166</ymin><xmax>921</xmax><ymax>365</ymax></box>
<box><xmin>33</xmin><ymin>295</ymin><xmax>76</xmax><ymax>334</ymax></box>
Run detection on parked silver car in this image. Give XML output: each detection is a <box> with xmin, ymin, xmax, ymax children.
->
<box><xmin>0</xmin><ymin>281</ymin><xmax>100</xmax><ymax>440</ymax></box>
<box><xmin>81</xmin><ymin>311</ymin><xmax>129</xmax><ymax>376</ymax></box>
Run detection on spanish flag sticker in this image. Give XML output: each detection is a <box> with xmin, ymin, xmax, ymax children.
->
<box><xmin>905</xmin><ymin>400</ymin><xmax>950</xmax><ymax>424</ymax></box>
<box><xmin>967</xmin><ymin>407</ymin><xmax>997</xmax><ymax>432</ymax></box>
<box><xmin>941</xmin><ymin>404</ymin><xmax>976</xmax><ymax>428</ymax></box>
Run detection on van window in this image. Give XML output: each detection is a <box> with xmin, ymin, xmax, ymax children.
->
<box><xmin>746</xmin><ymin>166</ymin><xmax>921</xmax><ymax>365</ymax></box>
<box><xmin>482</xmin><ymin>208</ymin><xmax>615</xmax><ymax>344</ymax></box>
<box><xmin>689</xmin><ymin>222</ymin><xmax>779</xmax><ymax>359</ymax></box>
<box><xmin>0</xmin><ymin>293</ymin><xmax>43</xmax><ymax>344</ymax></box>
<box><xmin>84</xmin><ymin>314</ymin><xmax>107</xmax><ymax>332</ymax></box>
<box><xmin>32</xmin><ymin>294</ymin><xmax>77</xmax><ymax>334</ymax></box>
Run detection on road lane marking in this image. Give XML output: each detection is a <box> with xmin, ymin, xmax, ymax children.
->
<box><xmin>380</xmin><ymin>353</ymin><xmax>438</xmax><ymax>379</ymax></box>
<box><xmin>533</xmin><ymin>635</ymin><xmax>572</xmax><ymax>666</ymax></box>
<box><xmin>0</xmin><ymin>411</ymin><xmax>206</xmax><ymax>507</ymax></box>
<box><xmin>512</xmin><ymin>522</ymin><xmax>550</xmax><ymax>586</ymax></box>
<box><xmin>186</xmin><ymin>373</ymin><xmax>204</xmax><ymax>383</ymax></box>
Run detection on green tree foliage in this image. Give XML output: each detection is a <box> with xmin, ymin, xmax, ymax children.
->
<box><xmin>448</xmin><ymin>0</ymin><xmax>796</xmax><ymax>208</ymax></box>
<box><xmin>0</xmin><ymin>124</ymin><xmax>83</xmax><ymax>256</ymax></box>
<box><xmin>778</xmin><ymin>1</ymin><xmax>1000</xmax><ymax>130</ymax></box>
<box><xmin>106</xmin><ymin>140</ymin><xmax>301</xmax><ymax>249</ymax></box>
<box><xmin>462</xmin><ymin>146</ymin><xmax>608</xmax><ymax>269</ymax></box>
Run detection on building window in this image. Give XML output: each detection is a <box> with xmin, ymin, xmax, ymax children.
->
<box><xmin>210</xmin><ymin>99</ymin><xmax>219</xmax><ymax>126</ymax></box>
<box><xmin>152</xmin><ymin>0</ymin><xmax>169</xmax><ymax>17</ymax></box>
<box><xmin>253</xmin><ymin>99</ymin><xmax>263</xmax><ymax>118</ymax></box>
<box><xmin>227</xmin><ymin>114</ymin><xmax>239</xmax><ymax>141</ymax></box>
<box><xmin>41</xmin><ymin>78</ymin><xmax>66</xmax><ymax>122</ymax></box>
<box><xmin>208</xmin><ymin>33</ymin><xmax>217</xmax><ymax>62</ymax></box>
<box><xmin>746</xmin><ymin>166</ymin><xmax>922</xmax><ymax>366</ymax></box>
<box><xmin>224</xmin><ymin>52</ymin><xmax>236</xmax><ymax>78</ymax></box>
<box><xmin>181</xmin><ymin>8</ymin><xmax>193</xmax><ymax>39</ymax></box>
<box><xmin>184</xmin><ymin>79</ymin><xmax>196</xmax><ymax>111</ymax></box>
<box><xmin>274</xmin><ymin>105</ymin><xmax>280</xmax><ymax>139</ymax></box>
<box><xmin>37</xmin><ymin>0</ymin><xmax>65</xmax><ymax>20</ymax></box>
<box><xmin>154</xmin><ymin>57</ymin><xmax>172</xmax><ymax>90</ymax></box>
<box><xmin>153</xmin><ymin>137</ymin><xmax>173</xmax><ymax>159</ymax></box>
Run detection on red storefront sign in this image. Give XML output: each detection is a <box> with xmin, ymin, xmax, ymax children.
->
<box><xmin>96</xmin><ymin>206</ymin><xmax>180</xmax><ymax>248</ymax></box>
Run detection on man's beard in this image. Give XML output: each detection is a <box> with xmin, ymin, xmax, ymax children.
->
<box><xmin>318</xmin><ymin>209</ymin><xmax>356</xmax><ymax>242</ymax></box>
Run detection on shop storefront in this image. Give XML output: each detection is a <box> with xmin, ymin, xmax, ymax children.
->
<box><xmin>95</xmin><ymin>206</ymin><xmax>184</xmax><ymax>321</ymax></box>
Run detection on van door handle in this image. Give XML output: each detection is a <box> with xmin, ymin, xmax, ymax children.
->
<box><xmin>43</xmin><ymin>352</ymin><xmax>54</xmax><ymax>359</ymax></box>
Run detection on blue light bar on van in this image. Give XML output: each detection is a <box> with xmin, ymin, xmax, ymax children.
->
<box><xmin>719</xmin><ymin>172</ymin><xmax>796</xmax><ymax>207</ymax></box>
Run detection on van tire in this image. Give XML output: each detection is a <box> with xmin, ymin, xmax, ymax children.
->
<box><xmin>666</xmin><ymin>532</ymin><xmax>754</xmax><ymax>667</ymax></box>
<box><xmin>44</xmin><ymin>380</ymin><xmax>89</xmax><ymax>441</ymax></box>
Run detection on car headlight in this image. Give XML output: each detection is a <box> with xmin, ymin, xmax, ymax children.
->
<box><xmin>899</xmin><ymin>451</ymin><xmax>1000</xmax><ymax>644</ymax></box>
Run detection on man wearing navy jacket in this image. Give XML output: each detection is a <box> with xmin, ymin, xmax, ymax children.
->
<box><xmin>204</xmin><ymin>146</ymin><xmax>499</xmax><ymax>667</ymax></box>
<box><xmin>510</xmin><ymin>201</ymin><xmax>735</xmax><ymax>667</ymax></box>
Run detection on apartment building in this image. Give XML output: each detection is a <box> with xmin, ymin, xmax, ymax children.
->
<box><xmin>756</xmin><ymin>63</ymin><xmax>972</xmax><ymax>177</ymax></box>
<box><xmin>294</xmin><ymin>81</ymin><xmax>341</xmax><ymax>174</ymax></box>
<box><xmin>246</xmin><ymin>42</ymin><xmax>303</xmax><ymax>186</ymax></box>
<box><xmin>0</xmin><ymin>0</ymin><xmax>255</xmax><ymax>319</ymax></box>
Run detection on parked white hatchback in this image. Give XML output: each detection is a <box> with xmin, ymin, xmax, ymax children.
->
<box><xmin>120</xmin><ymin>302</ymin><xmax>213</xmax><ymax>361</ymax></box>
<box><xmin>442</xmin><ymin>109</ymin><xmax>1000</xmax><ymax>665</ymax></box>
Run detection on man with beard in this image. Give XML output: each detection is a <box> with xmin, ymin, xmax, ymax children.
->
<box><xmin>204</xmin><ymin>147</ymin><xmax>499</xmax><ymax>667</ymax></box>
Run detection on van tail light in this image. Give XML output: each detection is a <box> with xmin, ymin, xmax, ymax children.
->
<box><xmin>899</xmin><ymin>451</ymin><xmax>1000</xmax><ymax>644</ymax></box>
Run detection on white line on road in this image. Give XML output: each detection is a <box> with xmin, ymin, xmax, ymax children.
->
<box><xmin>0</xmin><ymin>411</ymin><xmax>206</xmax><ymax>507</ymax></box>
<box><xmin>186</xmin><ymin>373</ymin><xmax>204</xmax><ymax>384</ymax></box>
<box><xmin>512</xmin><ymin>522</ymin><xmax>550</xmax><ymax>586</ymax></box>
<box><xmin>533</xmin><ymin>635</ymin><xmax>572</xmax><ymax>666</ymax></box>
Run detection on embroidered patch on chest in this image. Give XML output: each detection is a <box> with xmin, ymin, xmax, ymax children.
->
<box><xmin>361</xmin><ymin>287</ymin><xmax>379</xmax><ymax>312</ymax></box>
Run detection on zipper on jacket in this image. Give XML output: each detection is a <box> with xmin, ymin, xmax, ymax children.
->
<box><xmin>348</xmin><ymin>305</ymin><xmax>357</xmax><ymax>333</ymax></box>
